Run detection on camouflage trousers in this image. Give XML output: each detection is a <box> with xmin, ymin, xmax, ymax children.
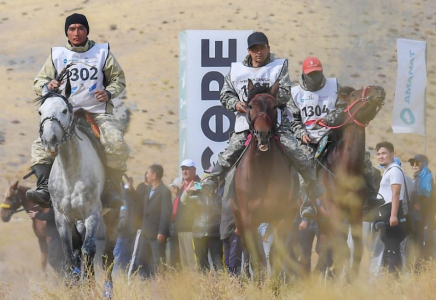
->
<box><xmin>217</xmin><ymin>121</ymin><xmax>312</xmax><ymax>171</ymax></box>
<box><xmin>31</xmin><ymin>113</ymin><xmax>130</xmax><ymax>171</ymax></box>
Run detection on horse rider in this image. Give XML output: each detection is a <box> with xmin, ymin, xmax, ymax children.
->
<box><xmin>202</xmin><ymin>32</ymin><xmax>325</xmax><ymax>203</ymax></box>
<box><xmin>26</xmin><ymin>13</ymin><xmax>129</xmax><ymax>209</ymax></box>
<box><xmin>288</xmin><ymin>56</ymin><xmax>378</xmax><ymax>217</ymax></box>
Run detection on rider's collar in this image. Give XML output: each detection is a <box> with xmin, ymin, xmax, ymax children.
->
<box><xmin>66</xmin><ymin>39</ymin><xmax>92</xmax><ymax>53</ymax></box>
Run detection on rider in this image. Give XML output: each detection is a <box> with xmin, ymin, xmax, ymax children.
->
<box><xmin>26</xmin><ymin>13</ymin><xmax>129</xmax><ymax>208</ymax></box>
<box><xmin>201</xmin><ymin>32</ymin><xmax>325</xmax><ymax>202</ymax></box>
<box><xmin>288</xmin><ymin>56</ymin><xmax>378</xmax><ymax>217</ymax></box>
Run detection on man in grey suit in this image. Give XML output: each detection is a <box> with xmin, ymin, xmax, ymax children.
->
<box><xmin>136</xmin><ymin>164</ymin><xmax>172</xmax><ymax>278</ymax></box>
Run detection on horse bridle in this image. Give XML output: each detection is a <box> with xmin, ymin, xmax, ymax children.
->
<box><xmin>38</xmin><ymin>92</ymin><xmax>79</xmax><ymax>146</ymax></box>
<box><xmin>1</xmin><ymin>186</ymin><xmax>34</xmax><ymax>216</ymax></box>
<box><xmin>246</xmin><ymin>94</ymin><xmax>277</xmax><ymax>144</ymax></box>
<box><xmin>318</xmin><ymin>86</ymin><xmax>384</xmax><ymax>129</ymax></box>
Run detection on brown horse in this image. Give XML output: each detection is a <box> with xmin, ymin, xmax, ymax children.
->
<box><xmin>1</xmin><ymin>181</ymin><xmax>50</xmax><ymax>274</ymax></box>
<box><xmin>232</xmin><ymin>80</ymin><xmax>299</xmax><ymax>281</ymax></box>
<box><xmin>317</xmin><ymin>85</ymin><xmax>385</xmax><ymax>279</ymax></box>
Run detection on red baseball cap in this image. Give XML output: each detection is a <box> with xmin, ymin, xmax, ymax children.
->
<box><xmin>302</xmin><ymin>57</ymin><xmax>323</xmax><ymax>74</ymax></box>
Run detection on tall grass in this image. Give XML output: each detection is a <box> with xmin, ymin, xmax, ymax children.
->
<box><xmin>2</xmin><ymin>262</ymin><xmax>432</xmax><ymax>300</ymax></box>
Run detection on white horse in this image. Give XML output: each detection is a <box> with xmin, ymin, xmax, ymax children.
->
<box><xmin>38</xmin><ymin>87</ymin><xmax>119</xmax><ymax>297</ymax></box>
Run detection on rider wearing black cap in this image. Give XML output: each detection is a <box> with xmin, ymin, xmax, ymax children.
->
<box><xmin>202</xmin><ymin>32</ymin><xmax>325</xmax><ymax>203</ymax></box>
<box><xmin>27</xmin><ymin>13</ymin><xmax>128</xmax><ymax>209</ymax></box>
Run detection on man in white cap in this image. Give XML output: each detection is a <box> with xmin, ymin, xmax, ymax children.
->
<box><xmin>175</xmin><ymin>159</ymin><xmax>200</xmax><ymax>270</ymax></box>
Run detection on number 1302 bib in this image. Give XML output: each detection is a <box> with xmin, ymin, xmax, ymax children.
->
<box><xmin>52</xmin><ymin>43</ymin><xmax>109</xmax><ymax>113</ymax></box>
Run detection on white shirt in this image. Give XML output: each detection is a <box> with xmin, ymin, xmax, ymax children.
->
<box><xmin>377</xmin><ymin>162</ymin><xmax>406</xmax><ymax>204</ymax></box>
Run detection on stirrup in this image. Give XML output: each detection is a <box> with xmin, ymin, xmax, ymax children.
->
<box><xmin>300</xmin><ymin>201</ymin><xmax>317</xmax><ymax>219</ymax></box>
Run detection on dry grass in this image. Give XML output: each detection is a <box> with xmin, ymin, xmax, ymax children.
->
<box><xmin>1</xmin><ymin>263</ymin><xmax>433</xmax><ymax>300</ymax></box>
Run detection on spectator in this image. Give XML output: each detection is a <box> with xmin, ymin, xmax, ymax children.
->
<box><xmin>220</xmin><ymin>190</ymin><xmax>242</xmax><ymax>276</ymax></box>
<box><xmin>133</xmin><ymin>173</ymin><xmax>150</xmax><ymax>233</ymax></box>
<box><xmin>114</xmin><ymin>176</ymin><xmax>137</xmax><ymax>273</ymax></box>
<box><xmin>136</xmin><ymin>164</ymin><xmax>172</xmax><ymax>278</ymax></box>
<box><xmin>409</xmin><ymin>154</ymin><xmax>434</xmax><ymax>264</ymax></box>
<box><xmin>168</xmin><ymin>177</ymin><xmax>183</xmax><ymax>268</ymax></box>
<box><xmin>181</xmin><ymin>177</ymin><xmax>223</xmax><ymax>271</ymax></box>
<box><xmin>175</xmin><ymin>159</ymin><xmax>201</xmax><ymax>271</ymax></box>
<box><xmin>375</xmin><ymin>142</ymin><xmax>408</xmax><ymax>275</ymax></box>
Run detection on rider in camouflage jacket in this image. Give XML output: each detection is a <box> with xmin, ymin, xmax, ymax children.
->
<box><xmin>26</xmin><ymin>13</ymin><xmax>129</xmax><ymax>209</ymax></box>
<box><xmin>202</xmin><ymin>32</ymin><xmax>325</xmax><ymax>202</ymax></box>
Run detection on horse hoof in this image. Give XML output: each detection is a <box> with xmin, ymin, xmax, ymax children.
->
<box><xmin>103</xmin><ymin>281</ymin><xmax>113</xmax><ymax>299</ymax></box>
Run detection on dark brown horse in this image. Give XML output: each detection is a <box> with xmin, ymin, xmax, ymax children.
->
<box><xmin>317</xmin><ymin>85</ymin><xmax>385</xmax><ymax>279</ymax></box>
<box><xmin>1</xmin><ymin>181</ymin><xmax>50</xmax><ymax>273</ymax></box>
<box><xmin>232</xmin><ymin>80</ymin><xmax>299</xmax><ymax>281</ymax></box>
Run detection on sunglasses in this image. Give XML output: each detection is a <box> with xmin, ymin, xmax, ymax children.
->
<box><xmin>410</xmin><ymin>162</ymin><xmax>421</xmax><ymax>167</ymax></box>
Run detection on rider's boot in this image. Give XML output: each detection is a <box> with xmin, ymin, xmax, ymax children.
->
<box><xmin>25</xmin><ymin>164</ymin><xmax>52</xmax><ymax>208</ymax></box>
<box><xmin>101</xmin><ymin>168</ymin><xmax>124</xmax><ymax>209</ymax></box>
<box><xmin>201</xmin><ymin>163</ymin><xmax>229</xmax><ymax>195</ymax></box>
<box><xmin>299</xmin><ymin>166</ymin><xmax>325</xmax><ymax>219</ymax></box>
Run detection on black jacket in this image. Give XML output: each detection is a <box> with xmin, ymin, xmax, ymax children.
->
<box><xmin>140</xmin><ymin>182</ymin><xmax>172</xmax><ymax>240</ymax></box>
<box><xmin>189</xmin><ymin>189</ymin><xmax>222</xmax><ymax>238</ymax></box>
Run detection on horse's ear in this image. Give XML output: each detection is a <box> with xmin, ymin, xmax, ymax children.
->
<box><xmin>247</xmin><ymin>79</ymin><xmax>254</xmax><ymax>92</ymax></box>
<box><xmin>270</xmin><ymin>81</ymin><xmax>280</xmax><ymax>98</ymax></box>
<box><xmin>10</xmin><ymin>181</ymin><xmax>18</xmax><ymax>190</ymax></box>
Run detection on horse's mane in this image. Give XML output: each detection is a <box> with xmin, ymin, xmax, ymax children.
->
<box><xmin>34</xmin><ymin>91</ymin><xmax>73</xmax><ymax>113</ymax></box>
<box><xmin>337</xmin><ymin>86</ymin><xmax>355</xmax><ymax>96</ymax></box>
<box><xmin>247</xmin><ymin>84</ymin><xmax>271</xmax><ymax>103</ymax></box>
<box><xmin>34</xmin><ymin>93</ymin><xmax>52</xmax><ymax>106</ymax></box>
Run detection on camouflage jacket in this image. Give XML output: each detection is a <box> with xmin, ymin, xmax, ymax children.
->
<box><xmin>287</xmin><ymin>75</ymin><xmax>347</xmax><ymax>139</ymax></box>
<box><xmin>33</xmin><ymin>39</ymin><xmax>126</xmax><ymax>100</ymax></box>
<box><xmin>220</xmin><ymin>53</ymin><xmax>293</xmax><ymax>112</ymax></box>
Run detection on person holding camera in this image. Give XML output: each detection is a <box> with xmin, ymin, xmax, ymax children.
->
<box><xmin>175</xmin><ymin>159</ymin><xmax>201</xmax><ymax>270</ymax></box>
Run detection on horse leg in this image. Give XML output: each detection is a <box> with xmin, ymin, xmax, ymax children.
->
<box><xmin>243</xmin><ymin>224</ymin><xmax>264</xmax><ymax>284</ymax></box>
<box><xmin>38</xmin><ymin>237</ymin><xmax>48</xmax><ymax>277</ymax></box>
<box><xmin>270</xmin><ymin>219</ymin><xmax>295</xmax><ymax>282</ymax></box>
<box><xmin>349</xmin><ymin>217</ymin><xmax>363</xmax><ymax>280</ymax></box>
<box><xmin>102</xmin><ymin>208</ymin><xmax>119</xmax><ymax>299</ymax></box>
<box><xmin>55</xmin><ymin>212</ymin><xmax>79</xmax><ymax>283</ymax></box>
<box><xmin>82</xmin><ymin>212</ymin><xmax>99</xmax><ymax>282</ymax></box>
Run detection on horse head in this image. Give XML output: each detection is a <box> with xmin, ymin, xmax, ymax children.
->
<box><xmin>246</xmin><ymin>79</ymin><xmax>279</xmax><ymax>152</ymax></box>
<box><xmin>1</xmin><ymin>181</ymin><xmax>22</xmax><ymax>222</ymax></box>
<box><xmin>37</xmin><ymin>87</ymin><xmax>74</xmax><ymax>155</ymax></box>
<box><xmin>338</xmin><ymin>85</ymin><xmax>385</xmax><ymax>126</ymax></box>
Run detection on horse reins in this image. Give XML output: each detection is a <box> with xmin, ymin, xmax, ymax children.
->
<box><xmin>39</xmin><ymin>92</ymin><xmax>80</xmax><ymax>146</ymax></box>
<box><xmin>317</xmin><ymin>86</ymin><xmax>382</xmax><ymax>129</ymax></box>
<box><xmin>1</xmin><ymin>186</ymin><xmax>38</xmax><ymax>216</ymax></box>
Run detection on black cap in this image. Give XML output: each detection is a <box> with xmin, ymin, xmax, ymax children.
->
<box><xmin>247</xmin><ymin>32</ymin><xmax>269</xmax><ymax>49</ymax></box>
<box><xmin>65</xmin><ymin>13</ymin><xmax>89</xmax><ymax>36</ymax></box>
<box><xmin>408</xmin><ymin>154</ymin><xmax>429</xmax><ymax>165</ymax></box>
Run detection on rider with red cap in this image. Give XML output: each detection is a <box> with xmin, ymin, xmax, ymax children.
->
<box><xmin>288</xmin><ymin>57</ymin><xmax>377</xmax><ymax>217</ymax></box>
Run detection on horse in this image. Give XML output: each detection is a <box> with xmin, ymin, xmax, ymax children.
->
<box><xmin>316</xmin><ymin>85</ymin><xmax>385</xmax><ymax>279</ymax></box>
<box><xmin>37</xmin><ymin>86</ymin><xmax>119</xmax><ymax>297</ymax></box>
<box><xmin>1</xmin><ymin>181</ymin><xmax>50</xmax><ymax>273</ymax></box>
<box><xmin>232</xmin><ymin>80</ymin><xmax>299</xmax><ymax>282</ymax></box>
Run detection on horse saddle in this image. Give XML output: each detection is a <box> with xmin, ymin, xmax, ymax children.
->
<box><xmin>74</xmin><ymin>109</ymin><xmax>106</xmax><ymax>165</ymax></box>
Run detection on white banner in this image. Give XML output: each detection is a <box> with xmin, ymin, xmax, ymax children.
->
<box><xmin>392</xmin><ymin>39</ymin><xmax>427</xmax><ymax>136</ymax></box>
<box><xmin>179</xmin><ymin>30</ymin><xmax>252</xmax><ymax>175</ymax></box>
